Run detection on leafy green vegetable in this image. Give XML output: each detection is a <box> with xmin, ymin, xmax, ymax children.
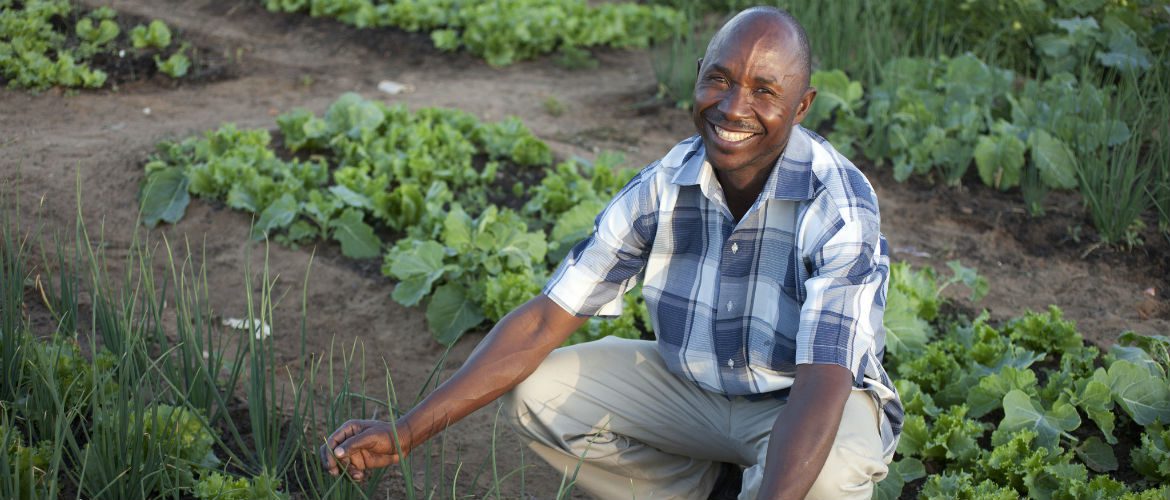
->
<box><xmin>920</xmin><ymin>471</ymin><xmax>1019</xmax><ymax>500</ymax></box>
<box><xmin>804</xmin><ymin>69</ymin><xmax>863</xmax><ymax>131</ymax></box>
<box><xmin>264</xmin><ymin>0</ymin><xmax>684</xmax><ymax>67</ymax></box>
<box><xmin>426</xmin><ymin>284</ymin><xmax>485</xmax><ymax>345</ymax></box>
<box><xmin>155</xmin><ymin>50</ymin><xmax>190</xmax><ymax>78</ymax></box>
<box><xmin>1074</xmin><ymin>376</ymin><xmax>1117</xmax><ymax>444</ymax></box>
<box><xmin>1</xmin><ymin>423</ymin><xmax>53</xmax><ymax>500</ymax></box>
<box><xmin>329</xmin><ymin>208</ymin><xmax>381</xmax><ymax>259</ymax></box>
<box><xmin>1075</xmin><ymin>436</ymin><xmax>1118</xmax><ymax>473</ymax></box>
<box><xmin>1029</xmin><ymin>129</ymin><xmax>1079</xmax><ymax>190</ymax></box>
<box><xmin>252</xmin><ymin>193</ymin><xmax>298</xmax><ymax>240</ymax></box>
<box><xmin>130</xmin><ymin>20</ymin><xmax>172</xmax><ymax>50</ymax></box>
<box><xmin>193</xmin><ymin>471</ymin><xmax>288</xmax><ymax>500</ymax></box>
<box><xmin>1131</xmin><ymin>426</ymin><xmax>1170</xmax><ymax>482</ymax></box>
<box><xmin>75</xmin><ymin>18</ymin><xmax>119</xmax><ymax>46</ymax></box>
<box><xmin>1100</xmin><ymin>359</ymin><xmax>1170</xmax><ymax>426</ymax></box>
<box><xmin>997</xmin><ymin>390</ymin><xmax>1081</xmax><ymax>451</ymax></box>
<box><xmin>140</xmin><ymin>167</ymin><xmax>191</xmax><ymax>228</ymax></box>
<box><xmin>967</xmin><ymin>366</ymin><xmax>1038</xmax><ymax>419</ymax></box>
<box><xmin>871</xmin><ymin>457</ymin><xmax>924</xmax><ymax>500</ymax></box>
<box><xmin>974</xmin><ymin>131</ymin><xmax>1026</xmax><ymax>190</ymax></box>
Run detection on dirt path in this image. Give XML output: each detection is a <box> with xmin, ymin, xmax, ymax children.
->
<box><xmin>2</xmin><ymin>0</ymin><xmax>1167</xmax><ymax>497</ymax></box>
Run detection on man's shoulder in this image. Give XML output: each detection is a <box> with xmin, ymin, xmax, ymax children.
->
<box><xmin>622</xmin><ymin>135</ymin><xmax>704</xmax><ymax>194</ymax></box>
<box><xmin>658</xmin><ymin>135</ymin><xmax>705</xmax><ymax>171</ymax></box>
<box><xmin>796</xmin><ymin>127</ymin><xmax>880</xmax><ymax>218</ymax></box>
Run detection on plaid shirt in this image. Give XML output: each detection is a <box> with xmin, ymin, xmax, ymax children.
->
<box><xmin>544</xmin><ymin>126</ymin><xmax>903</xmax><ymax>457</ymax></box>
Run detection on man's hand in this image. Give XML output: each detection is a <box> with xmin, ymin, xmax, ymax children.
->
<box><xmin>318</xmin><ymin>295</ymin><xmax>586</xmax><ymax>482</ymax></box>
<box><xmin>320</xmin><ymin>419</ymin><xmax>407</xmax><ymax>481</ymax></box>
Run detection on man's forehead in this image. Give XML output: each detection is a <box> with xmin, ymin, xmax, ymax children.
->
<box><xmin>705</xmin><ymin>29</ymin><xmax>802</xmax><ymax>78</ymax></box>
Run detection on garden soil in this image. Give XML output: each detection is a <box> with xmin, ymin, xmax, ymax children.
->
<box><xmin>2</xmin><ymin>1</ymin><xmax>1168</xmax><ymax>498</ymax></box>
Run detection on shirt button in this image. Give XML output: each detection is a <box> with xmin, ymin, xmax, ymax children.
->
<box><xmin>726</xmin><ymin>301</ymin><xmax>734</xmax><ymax>311</ymax></box>
<box><xmin>731</xmin><ymin>242</ymin><xmax>739</xmax><ymax>254</ymax></box>
<box><xmin>727</xmin><ymin>358</ymin><xmax>734</xmax><ymax>368</ymax></box>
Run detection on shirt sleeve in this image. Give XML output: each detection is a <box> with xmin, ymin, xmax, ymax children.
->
<box><xmin>542</xmin><ymin>169</ymin><xmax>658</xmax><ymax>317</ymax></box>
<box><xmin>795</xmin><ymin>209</ymin><xmax>889</xmax><ymax>382</ymax></box>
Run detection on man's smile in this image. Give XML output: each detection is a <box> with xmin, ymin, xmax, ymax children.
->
<box><xmin>708</xmin><ymin>121</ymin><xmax>760</xmax><ymax>146</ymax></box>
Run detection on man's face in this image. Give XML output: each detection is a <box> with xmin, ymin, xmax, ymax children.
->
<box><xmin>691</xmin><ymin>21</ymin><xmax>815</xmax><ymax>177</ymax></box>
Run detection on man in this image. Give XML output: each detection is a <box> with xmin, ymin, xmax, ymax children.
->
<box><xmin>321</xmin><ymin>7</ymin><xmax>902</xmax><ymax>499</ymax></box>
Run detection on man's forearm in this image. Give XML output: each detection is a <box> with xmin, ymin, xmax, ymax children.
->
<box><xmin>395</xmin><ymin>295</ymin><xmax>584</xmax><ymax>453</ymax></box>
<box><xmin>756</xmin><ymin>363</ymin><xmax>853</xmax><ymax>500</ymax></box>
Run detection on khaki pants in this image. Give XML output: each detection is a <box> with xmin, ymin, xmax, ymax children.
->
<box><xmin>500</xmin><ymin>337</ymin><xmax>889</xmax><ymax>500</ymax></box>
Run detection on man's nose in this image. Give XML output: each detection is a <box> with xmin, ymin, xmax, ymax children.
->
<box><xmin>717</xmin><ymin>86</ymin><xmax>752</xmax><ymax>122</ymax></box>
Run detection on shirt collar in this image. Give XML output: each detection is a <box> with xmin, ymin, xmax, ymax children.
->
<box><xmin>668</xmin><ymin>126</ymin><xmax>818</xmax><ymax>201</ymax></box>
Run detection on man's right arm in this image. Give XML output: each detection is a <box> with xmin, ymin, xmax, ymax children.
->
<box><xmin>321</xmin><ymin>294</ymin><xmax>586</xmax><ymax>480</ymax></box>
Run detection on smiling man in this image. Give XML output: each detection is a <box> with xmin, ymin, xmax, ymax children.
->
<box><xmin>322</xmin><ymin>7</ymin><xmax>901</xmax><ymax>499</ymax></box>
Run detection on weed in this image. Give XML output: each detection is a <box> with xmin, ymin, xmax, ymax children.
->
<box><xmin>542</xmin><ymin>96</ymin><xmax>565</xmax><ymax>117</ymax></box>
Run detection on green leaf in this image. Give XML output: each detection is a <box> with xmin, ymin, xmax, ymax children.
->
<box><xmin>1076</xmin><ymin>376</ymin><xmax>1117</xmax><ymax>443</ymax></box>
<box><xmin>252</xmin><ymin>193</ymin><xmax>298</xmax><ymax>239</ymax></box>
<box><xmin>897</xmin><ymin>414</ymin><xmax>929</xmax><ymax>457</ymax></box>
<box><xmin>76</xmin><ymin>18</ymin><xmax>120</xmax><ymax>45</ymax></box>
<box><xmin>387</xmin><ymin>240</ymin><xmax>446</xmax><ymax>279</ymax></box>
<box><xmin>974</xmin><ymin>133</ymin><xmax>1025</xmax><ymax>190</ymax></box>
<box><xmin>140</xmin><ymin>168</ymin><xmax>191</xmax><ymax>227</ymax></box>
<box><xmin>392</xmin><ymin>273</ymin><xmax>444</xmax><ymax>307</ymax></box>
<box><xmin>882</xmin><ymin>286</ymin><xmax>930</xmax><ymax>357</ymax></box>
<box><xmin>805</xmin><ymin>69</ymin><xmax>863</xmax><ymax>129</ymax></box>
<box><xmin>999</xmin><ymin>390</ymin><xmax>1081</xmax><ymax>450</ymax></box>
<box><xmin>1058</xmin><ymin>0</ymin><xmax>1107</xmax><ymax>14</ymax></box>
<box><xmin>1131</xmin><ymin>427</ymin><xmax>1170</xmax><ymax>482</ymax></box>
<box><xmin>329</xmin><ymin>185</ymin><xmax>371</xmax><ymax>209</ymax></box>
<box><xmin>442</xmin><ymin>205</ymin><xmax>473</xmax><ymax>251</ymax></box>
<box><xmin>872</xmin><ymin>458</ymin><xmax>925</xmax><ymax>500</ymax></box>
<box><xmin>1030</xmin><ymin>130</ymin><xmax>1078</xmax><ymax>189</ymax></box>
<box><xmin>1105</xmin><ymin>360</ymin><xmax>1170</xmax><ymax>426</ymax></box>
<box><xmin>131</xmin><ymin>20</ymin><xmax>172</xmax><ymax>50</ymax></box>
<box><xmin>945</xmin><ymin>260</ymin><xmax>989</xmax><ymax>301</ymax></box>
<box><xmin>386</xmin><ymin>240</ymin><xmax>447</xmax><ymax>307</ymax></box>
<box><xmin>155</xmin><ymin>51</ymin><xmax>190</xmax><ymax>78</ymax></box>
<box><xmin>1075</xmin><ymin>437</ymin><xmax>1118</xmax><ymax>472</ymax></box>
<box><xmin>549</xmin><ymin>200</ymin><xmax>603</xmax><ymax>263</ymax></box>
<box><xmin>967</xmin><ymin>367</ymin><xmax>1038</xmax><ymax>418</ymax></box>
<box><xmin>329</xmin><ymin>208</ymin><xmax>382</xmax><ymax>259</ymax></box>
<box><xmin>325</xmin><ymin>93</ymin><xmax>385</xmax><ymax>139</ymax></box>
<box><xmin>426</xmin><ymin>284</ymin><xmax>485</xmax><ymax>345</ymax></box>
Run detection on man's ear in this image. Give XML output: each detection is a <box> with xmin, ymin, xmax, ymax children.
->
<box><xmin>792</xmin><ymin>86</ymin><xmax>818</xmax><ymax>125</ymax></box>
<box><xmin>695</xmin><ymin>57</ymin><xmax>703</xmax><ymax>75</ymax></box>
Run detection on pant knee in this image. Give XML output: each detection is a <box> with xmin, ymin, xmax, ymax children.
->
<box><xmin>804</xmin><ymin>443</ymin><xmax>887</xmax><ymax>500</ymax></box>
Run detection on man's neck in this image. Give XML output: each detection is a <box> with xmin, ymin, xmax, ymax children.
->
<box><xmin>714</xmin><ymin>161</ymin><xmax>775</xmax><ymax>222</ymax></box>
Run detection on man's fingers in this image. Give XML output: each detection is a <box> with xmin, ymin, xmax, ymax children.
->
<box><xmin>325</xmin><ymin>420</ymin><xmax>366</xmax><ymax>453</ymax></box>
<box><xmin>320</xmin><ymin>443</ymin><xmax>341</xmax><ymax>476</ymax></box>
<box><xmin>335</xmin><ymin>426</ymin><xmax>393</xmax><ymax>457</ymax></box>
<box><xmin>342</xmin><ymin>451</ymin><xmax>400</xmax><ymax>482</ymax></box>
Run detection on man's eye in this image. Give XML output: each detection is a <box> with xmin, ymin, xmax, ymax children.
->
<box><xmin>755</xmin><ymin>88</ymin><xmax>775</xmax><ymax>95</ymax></box>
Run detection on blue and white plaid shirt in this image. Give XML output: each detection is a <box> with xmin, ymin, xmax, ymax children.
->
<box><xmin>544</xmin><ymin>126</ymin><xmax>902</xmax><ymax>457</ymax></box>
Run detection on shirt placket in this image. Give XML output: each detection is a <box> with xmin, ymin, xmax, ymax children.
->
<box><xmin>715</xmin><ymin>212</ymin><xmax>754</xmax><ymax>393</ymax></box>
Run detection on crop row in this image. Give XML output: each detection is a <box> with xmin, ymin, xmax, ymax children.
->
<box><xmin>0</xmin><ymin>0</ymin><xmax>196</xmax><ymax>90</ymax></box>
<box><xmin>799</xmin><ymin>55</ymin><xmax>1170</xmax><ymax>248</ymax></box>
<box><xmin>875</xmin><ymin>262</ymin><xmax>1170</xmax><ymax>498</ymax></box>
<box><xmin>263</xmin><ymin>0</ymin><xmax>684</xmax><ymax>67</ymax></box>
<box><xmin>141</xmin><ymin>92</ymin><xmax>647</xmax><ymax>344</ymax></box>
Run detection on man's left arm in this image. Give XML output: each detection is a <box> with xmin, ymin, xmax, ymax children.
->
<box><xmin>755</xmin><ymin>363</ymin><xmax>853</xmax><ymax>499</ymax></box>
<box><xmin>757</xmin><ymin>205</ymin><xmax>888</xmax><ymax>499</ymax></box>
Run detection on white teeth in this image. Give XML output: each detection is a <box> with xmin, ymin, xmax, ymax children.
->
<box><xmin>714</xmin><ymin>125</ymin><xmax>754</xmax><ymax>142</ymax></box>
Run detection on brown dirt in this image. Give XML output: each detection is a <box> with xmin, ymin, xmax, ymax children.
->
<box><xmin>2</xmin><ymin>0</ymin><xmax>1167</xmax><ymax>498</ymax></box>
